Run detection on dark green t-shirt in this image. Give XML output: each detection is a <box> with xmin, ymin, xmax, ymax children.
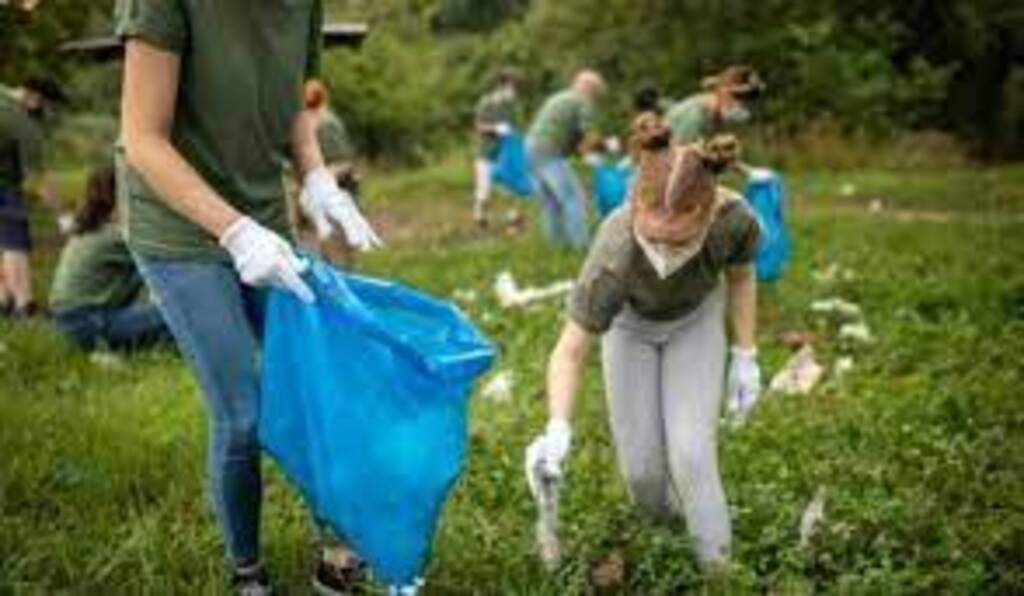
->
<box><xmin>50</xmin><ymin>223</ymin><xmax>145</xmax><ymax>312</ymax></box>
<box><xmin>0</xmin><ymin>90</ymin><xmax>45</xmax><ymax>194</ymax></box>
<box><xmin>568</xmin><ymin>189</ymin><xmax>761</xmax><ymax>334</ymax></box>
<box><xmin>318</xmin><ymin>109</ymin><xmax>355</xmax><ymax>164</ymax></box>
<box><xmin>114</xmin><ymin>0</ymin><xmax>323</xmax><ymax>261</ymax></box>
<box><xmin>526</xmin><ymin>89</ymin><xmax>596</xmax><ymax>158</ymax></box>
<box><xmin>665</xmin><ymin>94</ymin><xmax>718</xmax><ymax>144</ymax></box>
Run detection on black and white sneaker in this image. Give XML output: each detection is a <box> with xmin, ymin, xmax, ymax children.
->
<box><xmin>312</xmin><ymin>556</ymin><xmax>368</xmax><ymax>596</ymax></box>
<box><xmin>231</xmin><ymin>565</ymin><xmax>272</xmax><ymax>596</ymax></box>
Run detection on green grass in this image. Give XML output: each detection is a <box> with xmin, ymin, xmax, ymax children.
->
<box><xmin>2</xmin><ymin>161</ymin><xmax>1023</xmax><ymax>594</ymax></box>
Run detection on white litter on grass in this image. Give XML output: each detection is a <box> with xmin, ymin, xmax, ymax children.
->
<box><xmin>89</xmin><ymin>351</ymin><xmax>125</xmax><ymax>369</ymax></box>
<box><xmin>799</xmin><ymin>487</ymin><xmax>827</xmax><ymax>549</ymax></box>
<box><xmin>869</xmin><ymin>198</ymin><xmax>885</xmax><ymax>213</ymax></box>
<box><xmin>834</xmin><ymin>356</ymin><xmax>855</xmax><ymax>379</ymax></box>
<box><xmin>494</xmin><ymin>270</ymin><xmax>573</xmax><ymax>309</ymax></box>
<box><xmin>839</xmin><ymin>321</ymin><xmax>873</xmax><ymax>343</ymax></box>
<box><xmin>839</xmin><ymin>183</ymin><xmax>857</xmax><ymax>197</ymax></box>
<box><xmin>480</xmin><ymin>370</ymin><xmax>514</xmax><ymax>402</ymax></box>
<box><xmin>769</xmin><ymin>345</ymin><xmax>825</xmax><ymax>395</ymax></box>
<box><xmin>810</xmin><ymin>297</ymin><xmax>863</xmax><ymax>320</ymax></box>
<box><xmin>812</xmin><ymin>263</ymin><xmax>857</xmax><ymax>284</ymax></box>
<box><xmin>452</xmin><ymin>288</ymin><xmax>479</xmax><ymax>303</ymax></box>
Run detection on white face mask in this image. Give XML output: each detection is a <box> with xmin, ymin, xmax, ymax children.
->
<box><xmin>722</xmin><ymin>104</ymin><xmax>751</xmax><ymax>125</ymax></box>
<box><xmin>636</xmin><ymin>233</ymin><xmax>698</xmax><ymax>279</ymax></box>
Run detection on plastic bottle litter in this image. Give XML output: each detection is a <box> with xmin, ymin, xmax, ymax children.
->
<box><xmin>480</xmin><ymin>369</ymin><xmax>514</xmax><ymax>402</ymax></box>
<box><xmin>525</xmin><ymin>444</ymin><xmax>562</xmax><ymax>571</ymax></box>
<box><xmin>799</xmin><ymin>487</ymin><xmax>827</xmax><ymax>549</ymax></box>
<box><xmin>839</xmin><ymin>321</ymin><xmax>873</xmax><ymax>343</ymax></box>
<box><xmin>494</xmin><ymin>270</ymin><xmax>573</xmax><ymax>309</ymax></box>
<box><xmin>810</xmin><ymin>297</ymin><xmax>863</xmax><ymax>320</ymax></box>
<box><xmin>769</xmin><ymin>345</ymin><xmax>825</xmax><ymax>395</ymax></box>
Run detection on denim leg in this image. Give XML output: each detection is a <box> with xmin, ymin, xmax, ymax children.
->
<box><xmin>529</xmin><ymin>155</ymin><xmax>569</xmax><ymax>248</ymax></box>
<box><xmin>135</xmin><ymin>257</ymin><xmax>264</xmax><ymax>565</ymax></box>
<box><xmin>529</xmin><ymin>156</ymin><xmax>589</xmax><ymax>250</ymax></box>
<box><xmin>100</xmin><ymin>303</ymin><xmax>173</xmax><ymax>350</ymax></box>
<box><xmin>53</xmin><ymin>308</ymin><xmax>104</xmax><ymax>350</ymax></box>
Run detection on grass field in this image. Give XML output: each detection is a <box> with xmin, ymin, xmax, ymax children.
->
<box><xmin>2</xmin><ymin>160</ymin><xmax>1023</xmax><ymax>594</ymax></box>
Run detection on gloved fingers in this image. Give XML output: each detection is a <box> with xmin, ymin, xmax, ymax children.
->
<box><xmin>311</xmin><ymin>210</ymin><xmax>334</xmax><ymax>241</ymax></box>
<box><xmin>276</xmin><ymin>260</ymin><xmax>316</xmax><ymax>304</ymax></box>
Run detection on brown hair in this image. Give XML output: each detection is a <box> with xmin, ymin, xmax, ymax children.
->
<box><xmin>73</xmin><ymin>165</ymin><xmax>117</xmax><ymax>235</ymax></box>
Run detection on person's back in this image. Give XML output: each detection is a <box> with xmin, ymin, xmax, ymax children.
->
<box><xmin>49</xmin><ymin>223</ymin><xmax>141</xmax><ymax>313</ymax></box>
<box><xmin>527</xmin><ymin>89</ymin><xmax>594</xmax><ymax>158</ymax></box>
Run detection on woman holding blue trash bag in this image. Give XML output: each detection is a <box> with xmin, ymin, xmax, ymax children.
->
<box><xmin>471</xmin><ymin>68</ymin><xmax>522</xmax><ymax>227</ymax></box>
<box><xmin>526</xmin><ymin>114</ymin><xmax>762</xmax><ymax>570</ymax></box>
<box><xmin>116</xmin><ymin>1</ymin><xmax>379</xmax><ymax>593</ymax></box>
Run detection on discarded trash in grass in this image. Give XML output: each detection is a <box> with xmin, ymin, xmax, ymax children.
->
<box><xmin>591</xmin><ymin>550</ymin><xmax>626</xmax><ymax>591</ymax></box>
<box><xmin>525</xmin><ymin>441</ymin><xmax>562</xmax><ymax>571</ymax></box>
<box><xmin>89</xmin><ymin>351</ymin><xmax>125</xmax><ymax>369</ymax></box>
<box><xmin>834</xmin><ymin>356</ymin><xmax>855</xmax><ymax>380</ymax></box>
<box><xmin>811</xmin><ymin>297</ymin><xmax>863</xmax><ymax>320</ymax></box>
<box><xmin>480</xmin><ymin>369</ymin><xmax>514</xmax><ymax>402</ymax></box>
<box><xmin>839</xmin><ymin>321</ymin><xmax>874</xmax><ymax>344</ymax></box>
<box><xmin>799</xmin><ymin>487</ymin><xmax>827</xmax><ymax>549</ymax></box>
<box><xmin>494</xmin><ymin>271</ymin><xmax>573</xmax><ymax>309</ymax></box>
<box><xmin>839</xmin><ymin>183</ymin><xmax>857</xmax><ymax>197</ymax></box>
<box><xmin>769</xmin><ymin>345</ymin><xmax>825</xmax><ymax>395</ymax></box>
<box><xmin>812</xmin><ymin>263</ymin><xmax>857</xmax><ymax>284</ymax></box>
<box><xmin>869</xmin><ymin>198</ymin><xmax>885</xmax><ymax>214</ymax></box>
<box><xmin>452</xmin><ymin>288</ymin><xmax>479</xmax><ymax>304</ymax></box>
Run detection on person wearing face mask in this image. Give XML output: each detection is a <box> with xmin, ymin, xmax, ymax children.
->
<box><xmin>471</xmin><ymin>68</ymin><xmax>522</xmax><ymax>227</ymax></box>
<box><xmin>0</xmin><ymin>77</ymin><xmax>69</xmax><ymax>319</ymax></box>
<box><xmin>525</xmin><ymin>113</ymin><xmax>762</xmax><ymax>570</ymax></box>
<box><xmin>664</xmin><ymin>66</ymin><xmax>765</xmax><ymax>144</ymax></box>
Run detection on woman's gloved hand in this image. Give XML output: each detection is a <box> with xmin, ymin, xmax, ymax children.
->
<box><xmin>726</xmin><ymin>346</ymin><xmax>761</xmax><ymax>422</ymax></box>
<box><xmin>493</xmin><ymin>121</ymin><xmax>513</xmax><ymax>136</ymax></box>
<box><xmin>219</xmin><ymin>216</ymin><xmax>315</xmax><ymax>303</ymax></box>
<box><xmin>525</xmin><ymin>418</ymin><xmax>572</xmax><ymax>490</ymax></box>
<box><xmin>301</xmin><ymin>167</ymin><xmax>382</xmax><ymax>250</ymax></box>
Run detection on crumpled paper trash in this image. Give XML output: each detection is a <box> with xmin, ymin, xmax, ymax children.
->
<box><xmin>480</xmin><ymin>369</ymin><xmax>514</xmax><ymax>402</ymax></box>
<box><xmin>494</xmin><ymin>270</ymin><xmax>573</xmax><ymax>309</ymax></box>
<box><xmin>839</xmin><ymin>321</ymin><xmax>873</xmax><ymax>343</ymax></box>
<box><xmin>799</xmin><ymin>487</ymin><xmax>827</xmax><ymax>549</ymax></box>
<box><xmin>769</xmin><ymin>345</ymin><xmax>825</xmax><ymax>395</ymax></box>
<box><xmin>810</xmin><ymin>297</ymin><xmax>863</xmax><ymax>320</ymax></box>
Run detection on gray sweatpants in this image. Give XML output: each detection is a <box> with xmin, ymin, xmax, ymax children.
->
<box><xmin>601</xmin><ymin>285</ymin><xmax>730</xmax><ymax>565</ymax></box>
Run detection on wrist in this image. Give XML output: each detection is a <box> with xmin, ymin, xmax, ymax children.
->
<box><xmin>546</xmin><ymin>417</ymin><xmax>571</xmax><ymax>437</ymax></box>
<box><xmin>303</xmin><ymin>166</ymin><xmax>337</xmax><ymax>197</ymax></box>
<box><xmin>730</xmin><ymin>345</ymin><xmax>757</xmax><ymax>359</ymax></box>
<box><xmin>218</xmin><ymin>215</ymin><xmax>253</xmax><ymax>248</ymax></box>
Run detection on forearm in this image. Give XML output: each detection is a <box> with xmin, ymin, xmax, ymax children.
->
<box><xmin>291</xmin><ymin>109</ymin><xmax>325</xmax><ymax>180</ymax></box>
<box><xmin>547</xmin><ymin>322</ymin><xmax>592</xmax><ymax>421</ymax></box>
<box><xmin>727</xmin><ymin>265</ymin><xmax>757</xmax><ymax>349</ymax></box>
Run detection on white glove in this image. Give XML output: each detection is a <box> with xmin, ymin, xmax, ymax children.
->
<box><xmin>301</xmin><ymin>167</ymin><xmax>382</xmax><ymax>250</ymax></box>
<box><xmin>583</xmin><ymin>153</ymin><xmax>603</xmax><ymax>167</ymax></box>
<box><xmin>726</xmin><ymin>346</ymin><xmax>761</xmax><ymax>422</ymax></box>
<box><xmin>525</xmin><ymin>418</ymin><xmax>572</xmax><ymax>495</ymax></box>
<box><xmin>219</xmin><ymin>216</ymin><xmax>315</xmax><ymax>304</ymax></box>
<box><xmin>57</xmin><ymin>212</ymin><xmax>76</xmax><ymax>235</ymax></box>
<box><xmin>494</xmin><ymin>122</ymin><xmax>513</xmax><ymax>136</ymax></box>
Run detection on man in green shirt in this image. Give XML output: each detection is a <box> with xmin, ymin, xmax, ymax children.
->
<box><xmin>471</xmin><ymin>68</ymin><xmax>521</xmax><ymax>226</ymax></box>
<box><xmin>664</xmin><ymin>66</ymin><xmax>765</xmax><ymax>144</ymax></box>
<box><xmin>526</xmin><ymin>70</ymin><xmax>606</xmax><ymax>251</ymax></box>
<box><xmin>0</xmin><ymin>78</ymin><xmax>66</xmax><ymax>318</ymax></box>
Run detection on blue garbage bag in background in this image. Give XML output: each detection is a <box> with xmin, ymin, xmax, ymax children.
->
<box><xmin>743</xmin><ymin>171</ymin><xmax>792</xmax><ymax>282</ymax></box>
<box><xmin>260</xmin><ymin>257</ymin><xmax>495</xmax><ymax>585</ymax></box>
<box><xmin>591</xmin><ymin>159</ymin><xmax>633</xmax><ymax>219</ymax></box>
<box><xmin>491</xmin><ymin>130</ymin><xmax>534</xmax><ymax>198</ymax></box>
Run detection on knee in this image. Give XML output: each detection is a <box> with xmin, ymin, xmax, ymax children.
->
<box><xmin>623</xmin><ymin>472</ymin><xmax>672</xmax><ymax>520</ymax></box>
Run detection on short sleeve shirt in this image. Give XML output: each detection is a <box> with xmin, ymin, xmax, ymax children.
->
<box><xmin>114</xmin><ymin>0</ymin><xmax>323</xmax><ymax>261</ymax></box>
<box><xmin>665</xmin><ymin>94</ymin><xmax>718</xmax><ymax>144</ymax></box>
<box><xmin>474</xmin><ymin>89</ymin><xmax>518</xmax><ymax>157</ymax></box>
<box><xmin>49</xmin><ymin>223</ymin><xmax>145</xmax><ymax>312</ymax></box>
<box><xmin>526</xmin><ymin>89</ymin><xmax>596</xmax><ymax>158</ymax></box>
<box><xmin>567</xmin><ymin>188</ymin><xmax>761</xmax><ymax>334</ymax></box>
<box><xmin>0</xmin><ymin>91</ymin><xmax>45</xmax><ymax>194</ymax></box>
<box><xmin>317</xmin><ymin>109</ymin><xmax>355</xmax><ymax>164</ymax></box>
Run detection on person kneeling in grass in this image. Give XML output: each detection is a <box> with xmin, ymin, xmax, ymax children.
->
<box><xmin>50</xmin><ymin>164</ymin><xmax>171</xmax><ymax>351</ymax></box>
<box><xmin>526</xmin><ymin>114</ymin><xmax>762</xmax><ymax>570</ymax></box>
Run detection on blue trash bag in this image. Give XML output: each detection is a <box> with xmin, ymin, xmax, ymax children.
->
<box><xmin>591</xmin><ymin>160</ymin><xmax>633</xmax><ymax>219</ymax></box>
<box><xmin>743</xmin><ymin>171</ymin><xmax>792</xmax><ymax>282</ymax></box>
<box><xmin>260</xmin><ymin>257</ymin><xmax>495</xmax><ymax>585</ymax></box>
<box><xmin>491</xmin><ymin>130</ymin><xmax>534</xmax><ymax>198</ymax></box>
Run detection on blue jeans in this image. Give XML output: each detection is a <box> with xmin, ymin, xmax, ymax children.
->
<box><xmin>53</xmin><ymin>303</ymin><xmax>171</xmax><ymax>351</ymax></box>
<box><xmin>527</xmin><ymin>148</ymin><xmax>589</xmax><ymax>251</ymax></box>
<box><xmin>134</xmin><ymin>257</ymin><xmax>267</xmax><ymax>565</ymax></box>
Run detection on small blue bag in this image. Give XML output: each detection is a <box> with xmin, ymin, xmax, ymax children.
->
<box><xmin>260</xmin><ymin>258</ymin><xmax>495</xmax><ymax>585</ymax></box>
<box><xmin>491</xmin><ymin>130</ymin><xmax>535</xmax><ymax>198</ymax></box>
<box><xmin>591</xmin><ymin>160</ymin><xmax>633</xmax><ymax>219</ymax></box>
<box><xmin>743</xmin><ymin>171</ymin><xmax>792</xmax><ymax>282</ymax></box>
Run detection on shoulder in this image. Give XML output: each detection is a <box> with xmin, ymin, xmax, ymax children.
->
<box><xmin>588</xmin><ymin>207</ymin><xmax>636</xmax><ymax>274</ymax></box>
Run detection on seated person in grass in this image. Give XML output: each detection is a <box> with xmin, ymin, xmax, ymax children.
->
<box><xmin>527</xmin><ymin>115</ymin><xmax>762</xmax><ymax>570</ymax></box>
<box><xmin>664</xmin><ymin>65</ymin><xmax>765</xmax><ymax>144</ymax></box>
<box><xmin>49</xmin><ymin>165</ymin><xmax>171</xmax><ymax>351</ymax></box>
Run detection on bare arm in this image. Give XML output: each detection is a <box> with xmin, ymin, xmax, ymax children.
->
<box><xmin>291</xmin><ymin>108</ymin><xmax>326</xmax><ymax>181</ymax></box>
<box><xmin>120</xmin><ymin>40</ymin><xmax>240</xmax><ymax>238</ymax></box>
<box><xmin>547</xmin><ymin>320</ymin><xmax>594</xmax><ymax>421</ymax></box>
<box><xmin>726</xmin><ymin>264</ymin><xmax>757</xmax><ymax>349</ymax></box>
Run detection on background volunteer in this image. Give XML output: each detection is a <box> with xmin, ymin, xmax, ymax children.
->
<box><xmin>50</xmin><ymin>164</ymin><xmax>170</xmax><ymax>351</ymax></box>
<box><xmin>115</xmin><ymin>0</ymin><xmax>379</xmax><ymax>594</ymax></box>
<box><xmin>664</xmin><ymin>66</ymin><xmax>765</xmax><ymax>144</ymax></box>
<box><xmin>0</xmin><ymin>78</ymin><xmax>69</xmax><ymax>318</ymax></box>
<box><xmin>526</xmin><ymin>115</ymin><xmax>762</xmax><ymax>568</ymax></box>
<box><xmin>471</xmin><ymin>68</ymin><xmax>521</xmax><ymax>226</ymax></box>
<box><xmin>525</xmin><ymin>70</ymin><xmax>606</xmax><ymax>251</ymax></box>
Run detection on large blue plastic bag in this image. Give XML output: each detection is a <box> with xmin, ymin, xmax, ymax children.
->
<box><xmin>491</xmin><ymin>130</ymin><xmax>535</xmax><ymax>198</ymax></box>
<box><xmin>591</xmin><ymin>160</ymin><xmax>633</xmax><ymax>219</ymax></box>
<box><xmin>743</xmin><ymin>171</ymin><xmax>792</xmax><ymax>282</ymax></box>
<box><xmin>260</xmin><ymin>257</ymin><xmax>495</xmax><ymax>585</ymax></box>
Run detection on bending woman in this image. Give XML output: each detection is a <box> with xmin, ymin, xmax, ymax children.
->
<box><xmin>526</xmin><ymin>115</ymin><xmax>762</xmax><ymax>568</ymax></box>
<box><xmin>116</xmin><ymin>0</ymin><xmax>379</xmax><ymax>593</ymax></box>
